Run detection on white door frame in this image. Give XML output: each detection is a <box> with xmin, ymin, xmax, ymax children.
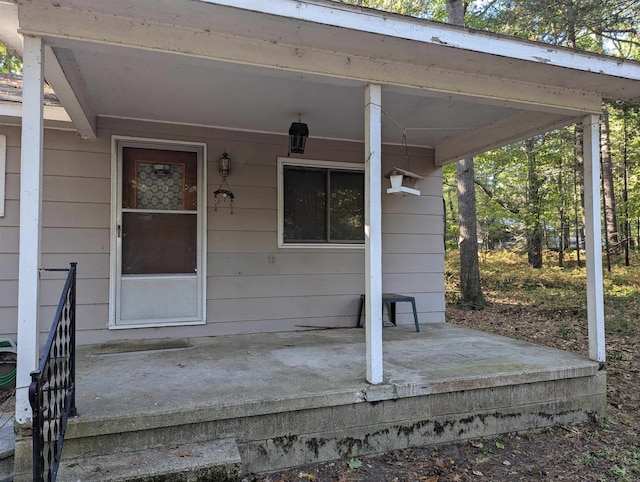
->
<box><xmin>108</xmin><ymin>136</ymin><xmax>207</xmax><ymax>329</ymax></box>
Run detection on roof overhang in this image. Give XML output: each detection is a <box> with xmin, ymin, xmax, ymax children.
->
<box><xmin>4</xmin><ymin>0</ymin><xmax>640</xmax><ymax>164</ymax></box>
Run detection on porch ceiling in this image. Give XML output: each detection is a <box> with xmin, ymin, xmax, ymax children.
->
<box><xmin>45</xmin><ymin>38</ymin><xmax>522</xmax><ymax>148</ymax></box>
<box><xmin>7</xmin><ymin>0</ymin><xmax>640</xmax><ymax>163</ymax></box>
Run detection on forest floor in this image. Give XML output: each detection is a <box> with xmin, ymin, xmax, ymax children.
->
<box><xmin>250</xmin><ymin>250</ymin><xmax>640</xmax><ymax>482</ymax></box>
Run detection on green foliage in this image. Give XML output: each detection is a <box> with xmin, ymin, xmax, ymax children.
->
<box><xmin>0</xmin><ymin>44</ymin><xmax>22</xmax><ymax>74</ymax></box>
<box><xmin>444</xmin><ymin>129</ymin><xmax>589</xmax><ymax>255</ymax></box>
<box><xmin>471</xmin><ymin>0</ymin><xmax>640</xmax><ymax>56</ymax></box>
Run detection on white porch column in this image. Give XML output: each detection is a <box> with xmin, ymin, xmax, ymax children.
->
<box><xmin>583</xmin><ymin>114</ymin><xmax>606</xmax><ymax>364</ymax></box>
<box><xmin>16</xmin><ymin>36</ymin><xmax>45</xmax><ymax>425</ymax></box>
<box><xmin>364</xmin><ymin>84</ymin><xmax>383</xmax><ymax>384</ymax></box>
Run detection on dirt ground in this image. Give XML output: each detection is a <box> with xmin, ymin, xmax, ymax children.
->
<box><xmin>249</xmin><ymin>303</ymin><xmax>640</xmax><ymax>482</ymax></box>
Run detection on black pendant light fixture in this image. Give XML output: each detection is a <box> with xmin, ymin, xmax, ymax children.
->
<box><xmin>288</xmin><ymin>115</ymin><xmax>309</xmax><ymax>155</ymax></box>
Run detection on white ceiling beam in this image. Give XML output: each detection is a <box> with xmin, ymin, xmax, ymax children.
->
<box><xmin>434</xmin><ymin>111</ymin><xmax>581</xmax><ymax>165</ymax></box>
<box><xmin>44</xmin><ymin>45</ymin><xmax>96</xmax><ymax>139</ymax></box>
<box><xmin>19</xmin><ymin>5</ymin><xmax>603</xmax><ymax>117</ymax></box>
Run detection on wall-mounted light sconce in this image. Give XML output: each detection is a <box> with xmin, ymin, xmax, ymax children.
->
<box><xmin>218</xmin><ymin>151</ymin><xmax>231</xmax><ymax>177</ymax></box>
<box><xmin>215</xmin><ymin>151</ymin><xmax>234</xmax><ymax>213</ymax></box>
<box><xmin>288</xmin><ymin>117</ymin><xmax>309</xmax><ymax>155</ymax></box>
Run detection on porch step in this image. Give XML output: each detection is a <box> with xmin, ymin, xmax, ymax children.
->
<box><xmin>0</xmin><ymin>422</ymin><xmax>15</xmax><ymax>482</ymax></box>
<box><xmin>57</xmin><ymin>438</ymin><xmax>241</xmax><ymax>482</ymax></box>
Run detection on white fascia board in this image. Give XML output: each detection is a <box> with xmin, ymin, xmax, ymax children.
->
<box><xmin>44</xmin><ymin>45</ymin><xmax>96</xmax><ymax>139</ymax></box>
<box><xmin>435</xmin><ymin>111</ymin><xmax>581</xmax><ymax>165</ymax></box>
<box><xmin>0</xmin><ymin>100</ymin><xmax>73</xmax><ymax>124</ymax></box>
<box><xmin>18</xmin><ymin>6</ymin><xmax>604</xmax><ymax>116</ymax></box>
<box><xmin>202</xmin><ymin>0</ymin><xmax>640</xmax><ymax>82</ymax></box>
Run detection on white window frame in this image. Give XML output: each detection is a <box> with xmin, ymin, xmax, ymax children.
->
<box><xmin>277</xmin><ymin>157</ymin><xmax>365</xmax><ymax>249</ymax></box>
<box><xmin>0</xmin><ymin>135</ymin><xmax>5</xmax><ymax>218</ymax></box>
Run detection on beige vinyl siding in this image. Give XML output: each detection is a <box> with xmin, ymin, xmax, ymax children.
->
<box><xmin>0</xmin><ymin>128</ymin><xmax>21</xmax><ymax>341</ymax></box>
<box><xmin>0</xmin><ymin>118</ymin><xmax>445</xmax><ymax>345</ymax></box>
<box><xmin>0</xmin><ymin>254</ymin><xmax>19</xmax><ymax>280</ymax></box>
<box><xmin>0</xmin><ymin>227</ymin><xmax>19</xmax><ymax>253</ymax></box>
<box><xmin>380</xmin><ymin>154</ymin><xmax>445</xmax><ymax>324</ymax></box>
<box><xmin>38</xmin><ymin>131</ymin><xmax>111</xmax><ymax>343</ymax></box>
<box><xmin>0</xmin><ymin>125</ymin><xmax>112</xmax><ymax>343</ymax></box>
<box><xmin>208</xmin><ymin>252</ymin><xmax>364</xmax><ymax>276</ymax></box>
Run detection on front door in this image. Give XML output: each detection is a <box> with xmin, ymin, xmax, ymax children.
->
<box><xmin>112</xmin><ymin>141</ymin><xmax>205</xmax><ymax>327</ymax></box>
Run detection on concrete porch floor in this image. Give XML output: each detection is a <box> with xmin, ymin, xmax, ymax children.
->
<box><xmin>72</xmin><ymin>323</ymin><xmax>601</xmax><ymax>425</ymax></box>
<box><xmin>76</xmin><ymin>323</ymin><xmax>598</xmax><ymax>422</ymax></box>
<box><xmin>28</xmin><ymin>323</ymin><xmax>606</xmax><ymax>479</ymax></box>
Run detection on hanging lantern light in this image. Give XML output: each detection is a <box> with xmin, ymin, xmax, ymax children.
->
<box><xmin>218</xmin><ymin>151</ymin><xmax>231</xmax><ymax>177</ymax></box>
<box><xmin>288</xmin><ymin>118</ymin><xmax>309</xmax><ymax>155</ymax></box>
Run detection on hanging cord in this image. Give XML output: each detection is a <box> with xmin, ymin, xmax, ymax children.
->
<box><xmin>369</xmin><ymin>102</ymin><xmax>470</xmax><ymax>132</ymax></box>
<box><xmin>365</xmin><ymin>101</ymin><xmax>472</xmax><ymax>173</ymax></box>
<box><xmin>399</xmin><ymin>129</ymin><xmax>412</xmax><ymax>172</ymax></box>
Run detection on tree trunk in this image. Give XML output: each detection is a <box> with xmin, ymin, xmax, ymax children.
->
<box><xmin>443</xmin><ymin>198</ymin><xmax>447</xmax><ymax>251</ymax></box>
<box><xmin>447</xmin><ymin>0</ymin><xmax>484</xmax><ymax>309</ymax></box>
<box><xmin>622</xmin><ymin>106</ymin><xmax>630</xmax><ymax>266</ymax></box>
<box><xmin>557</xmin><ymin>159</ymin><xmax>565</xmax><ymax>267</ymax></box>
<box><xmin>527</xmin><ymin>223</ymin><xmax>544</xmax><ymax>269</ymax></box>
<box><xmin>574</xmin><ymin>125</ymin><xmax>585</xmax><ymax>267</ymax></box>
<box><xmin>457</xmin><ymin>157</ymin><xmax>486</xmax><ymax>310</ymax></box>
<box><xmin>446</xmin><ymin>0</ymin><xmax>465</xmax><ymax>25</ymax></box>
<box><xmin>600</xmin><ymin>108</ymin><xmax>619</xmax><ymax>254</ymax></box>
<box><xmin>525</xmin><ymin>139</ymin><xmax>543</xmax><ymax>269</ymax></box>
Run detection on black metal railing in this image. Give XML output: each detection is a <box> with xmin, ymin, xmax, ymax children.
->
<box><xmin>29</xmin><ymin>262</ymin><xmax>78</xmax><ymax>482</ymax></box>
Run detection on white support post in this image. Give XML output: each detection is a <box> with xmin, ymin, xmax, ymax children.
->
<box><xmin>583</xmin><ymin>114</ymin><xmax>606</xmax><ymax>364</ymax></box>
<box><xmin>16</xmin><ymin>36</ymin><xmax>45</xmax><ymax>425</ymax></box>
<box><xmin>364</xmin><ymin>84</ymin><xmax>383</xmax><ymax>384</ymax></box>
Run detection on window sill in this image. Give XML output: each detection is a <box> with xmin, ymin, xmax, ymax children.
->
<box><xmin>278</xmin><ymin>242</ymin><xmax>365</xmax><ymax>249</ymax></box>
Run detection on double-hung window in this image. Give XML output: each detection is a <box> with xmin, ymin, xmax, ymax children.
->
<box><xmin>278</xmin><ymin>158</ymin><xmax>365</xmax><ymax>247</ymax></box>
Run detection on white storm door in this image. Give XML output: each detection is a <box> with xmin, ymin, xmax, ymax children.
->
<box><xmin>114</xmin><ymin>144</ymin><xmax>205</xmax><ymax>327</ymax></box>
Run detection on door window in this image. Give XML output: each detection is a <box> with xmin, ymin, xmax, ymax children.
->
<box><xmin>121</xmin><ymin>148</ymin><xmax>198</xmax><ymax>275</ymax></box>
